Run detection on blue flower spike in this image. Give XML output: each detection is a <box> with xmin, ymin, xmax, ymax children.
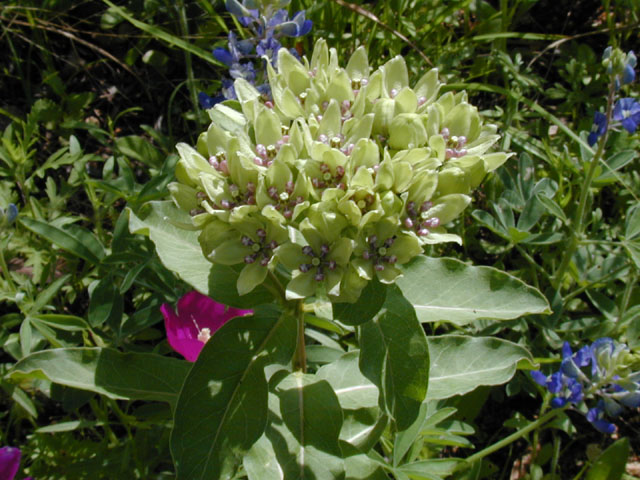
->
<box><xmin>603</xmin><ymin>47</ymin><xmax>637</xmax><ymax>90</ymax></box>
<box><xmin>200</xmin><ymin>0</ymin><xmax>313</xmax><ymax>106</ymax></box>
<box><xmin>532</xmin><ymin>338</ymin><xmax>640</xmax><ymax>435</ymax></box>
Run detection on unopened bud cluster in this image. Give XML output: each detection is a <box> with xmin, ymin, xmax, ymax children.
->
<box><xmin>170</xmin><ymin>39</ymin><xmax>511</xmax><ymax>301</ymax></box>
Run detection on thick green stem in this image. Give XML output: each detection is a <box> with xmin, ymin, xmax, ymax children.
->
<box><xmin>293</xmin><ymin>300</ymin><xmax>306</xmax><ymax>372</ymax></box>
<box><xmin>454</xmin><ymin>407</ymin><xmax>565</xmax><ymax>472</ymax></box>
<box><xmin>552</xmin><ymin>80</ymin><xmax>616</xmax><ymax>291</ymax></box>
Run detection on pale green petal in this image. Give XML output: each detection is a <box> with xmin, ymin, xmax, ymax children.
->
<box><xmin>414</xmin><ymin>68</ymin><xmax>441</xmax><ymax>106</ymax></box>
<box><xmin>237</xmin><ymin>261</ymin><xmax>269</xmax><ymax>295</ymax></box>
<box><xmin>210</xmin><ymin>237</ymin><xmax>249</xmax><ymax>265</ymax></box>
<box><xmin>390</xmin><ymin>234</ymin><xmax>422</xmax><ymax>264</ymax></box>
<box><xmin>328</xmin><ymin>237</ymin><xmax>353</xmax><ymax>266</ymax></box>
<box><xmin>276</xmin><ymin>242</ymin><xmax>308</xmax><ymax>270</ymax></box>
<box><xmin>429</xmin><ymin>193</ymin><xmax>471</xmax><ymax>224</ymax></box>
<box><xmin>383</xmin><ymin>55</ymin><xmax>409</xmax><ymax>93</ymax></box>
<box><xmin>376</xmin><ymin>264</ymin><xmax>402</xmax><ymax>284</ymax></box>
<box><xmin>346</xmin><ymin>46</ymin><xmax>369</xmax><ymax>80</ymax></box>
<box><xmin>286</xmin><ymin>272</ymin><xmax>317</xmax><ymax>299</ymax></box>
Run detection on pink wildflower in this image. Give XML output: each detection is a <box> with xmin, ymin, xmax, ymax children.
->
<box><xmin>161</xmin><ymin>291</ymin><xmax>252</xmax><ymax>362</ymax></box>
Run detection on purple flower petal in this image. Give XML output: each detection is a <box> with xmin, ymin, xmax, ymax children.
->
<box><xmin>547</xmin><ymin>372</ymin><xmax>564</xmax><ymax>393</ymax></box>
<box><xmin>530</xmin><ymin>370</ymin><xmax>547</xmax><ymax>386</ymax></box>
<box><xmin>161</xmin><ymin>291</ymin><xmax>252</xmax><ymax>362</ymax></box>
<box><xmin>198</xmin><ymin>92</ymin><xmax>216</xmax><ymax>109</ymax></box>
<box><xmin>0</xmin><ymin>447</ymin><xmax>21</xmax><ymax>480</ymax></box>
<box><xmin>550</xmin><ymin>397</ymin><xmax>568</xmax><ymax>408</ymax></box>
<box><xmin>213</xmin><ymin>47</ymin><xmax>234</xmax><ymax>67</ymax></box>
<box><xmin>613</xmin><ymin>98</ymin><xmax>640</xmax><ymax>133</ymax></box>
<box><xmin>623</xmin><ymin>63</ymin><xmax>635</xmax><ymax>84</ymax></box>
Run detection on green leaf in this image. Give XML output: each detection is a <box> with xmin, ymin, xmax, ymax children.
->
<box><xmin>29</xmin><ymin>273</ymin><xmax>72</xmax><ymax>314</ymax></box>
<box><xmin>626</xmin><ymin>204</ymin><xmax>640</xmax><ymax>240</ymax></box>
<box><xmin>393</xmin><ymin>402</ymin><xmax>429</xmax><ymax>466</ymax></box>
<box><xmin>7</xmin><ymin>348</ymin><xmax>189</xmax><ymax>408</ymax></box>
<box><xmin>594</xmin><ymin>150</ymin><xmax>637</xmax><ymax>184</ymax></box>
<box><xmin>264</xmin><ymin>373</ymin><xmax>346</xmax><ymax>480</ymax></box>
<box><xmin>128</xmin><ymin>201</ymin><xmax>271</xmax><ymax>308</ymax></box>
<box><xmin>340</xmin><ymin>409</ymin><xmax>388</xmax><ymax>452</ymax></box>
<box><xmin>536</xmin><ymin>193</ymin><xmax>567</xmax><ymax>223</ymax></box>
<box><xmin>426</xmin><ymin>335</ymin><xmax>535</xmax><ymax>400</ymax></box>
<box><xmin>32</xmin><ymin>314</ymin><xmax>89</xmax><ymax>332</ymax></box>
<box><xmin>276</xmin><ymin>372</ymin><xmax>343</xmax><ymax>453</ymax></box>
<box><xmin>398</xmin><ymin>459</ymin><xmax>462</xmax><ymax>479</ymax></box>
<box><xmin>88</xmin><ymin>276</ymin><xmax>123</xmax><ymax>329</ymax></box>
<box><xmin>171</xmin><ymin>308</ymin><xmax>296</xmax><ymax>480</ymax></box>
<box><xmin>243</xmin><ymin>434</ymin><xmax>284</xmax><ymax>480</ymax></box>
<box><xmin>19</xmin><ymin>217</ymin><xmax>104</xmax><ymax>264</ymax></box>
<box><xmin>585</xmin><ymin>437</ymin><xmax>629</xmax><ymax>480</ymax></box>
<box><xmin>344</xmin><ymin>453</ymin><xmax>388</xmax><ymax>480</ymax></box>
<box><xmin>359</xmin><ymin>286</ymin><xmax>429</xmax><ymax>431</ymax></box>
<box><xmin>334</xmin><ymin>278</ymin><xmax>387</xmax><ymax>326</ymax></box>
<box><xmin>316</xmin><ymin>351</ymin><xmax>379</xmax><ymax>410</ymax></box>
<box><xmin>397</xmin><ymin>256</ymin><xmax>550</xmax><ymax>326</ymax></box>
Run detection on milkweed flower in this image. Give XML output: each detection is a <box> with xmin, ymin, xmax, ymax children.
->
<box><xmin>170</xmin><ymin>39</ymin><xmax>512</xmax><ymax>302</ymax></box>
<box><xmin>161</xmin><ymin>291</ymin><xmax>253</xmax><ymax>362</ymax></box>
<box><xmin>0</xmin><ymin>446</ymin><xmax>32</xmax><ymax>480</ymax></box>
<box><xmin>531</xmin><ymin>338</ymin><xmax>640</xmax><ymax>434</ymax></box>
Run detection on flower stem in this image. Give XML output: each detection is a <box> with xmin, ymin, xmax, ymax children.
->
<box><xmin>293</xmin><ymin>299</ymin><xmax>306</xmax><ymax>372</ymax></box>
<box><xmin>454</xmin><ymin>407</ymin><xmax>565</xmax><ymax>472</ymax></box>
<box><xmin>552</xmin><ymin>79</ymin><xmax>616</xmax><ymax>291</ymax></box>
<box><xmin>0</xmin><ymin>236</ymin><xmax>16</xmax><ymax>294</ymax></box>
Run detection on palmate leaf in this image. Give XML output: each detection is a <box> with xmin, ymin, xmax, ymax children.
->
<box><xmin>7</xmin><ymin>348</ymin><xmax>189</xmax><ymax>409</ymax></box>
<box><xmin>358</xmin><ymin>285</ymin><xmax>429</xmax><ymax>431</ymax></box>
<box><xmin>397</xmin><ymin>256</ymin><xmax>550</xmax><ymax>326</ymax></box>
<box><xmin>170</xmin><ymin>307</ymin><xmax>296</xmax><ymax>480</ymax></box>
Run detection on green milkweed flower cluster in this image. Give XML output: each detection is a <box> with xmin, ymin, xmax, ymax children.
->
<box><xmin>169</xmin><ymin>39</ymin><xmax>512</xmax><ymax>302</ymax></box>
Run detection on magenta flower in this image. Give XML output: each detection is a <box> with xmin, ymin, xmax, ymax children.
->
<box><xmin>161</xmin><ymin>291</ymin><xmax>252</xmax><ymax>362</ymax></box>
<box><xmin>0</xmin><ymin>447</ymin><xmax>32</xmax><ymax>480</ymax></box>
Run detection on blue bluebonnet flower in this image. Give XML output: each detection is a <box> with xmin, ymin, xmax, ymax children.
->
<box><xmin>587</xmin><ymin>111</ymin><xmax>607</xmax><ymax>146</ymax></box>
<box><xmin>531</xmin><ymin>338</ymin><xmax>640</xmax><ymax>434</ymax></box>
<box><xmin>603</xmin><ymin>47</ymin><xmax>637</xmax><ymax>90</ymax></box>
<box><xmin>1</xmin><ymin>203</ymin><xmax>18</xmax><ymax>228</ymax></box>
<box><xmin>586</xmin><ymin>402</ymin><xmax>617</xmax><ymax>434</ymax></box>
<box><xmin>199</xmin><ymin>0</ymin><xmax>312</xmax><ymax>106</ymax></box>
<box><xmin>613</xmin><ymin>97</ymin><xmax>640</xmax><ymax>133</ymax></box>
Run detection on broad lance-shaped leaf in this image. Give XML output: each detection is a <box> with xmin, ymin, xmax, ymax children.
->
<box><xmin>171</xmin><ymin>307</ymin><xmax>296</xmax><ymax>480</ymax></box>
<box><xmin>426</xmin><ymin>335</ymin><xmax>535</xmax><ymax>400</ymax></box>
<box><xmin>397</xmin><ymin>256</ymin><xmax>550</xmax><ymax>326</ymax></box>
<box><xmin>249</xmin><ymin>372</ymin><xmax>345</xmax><ymax>480</ymax></box>
<box><xmin>358</xmin><ymin>285</ymin><xmax>429</xmax><ymax>431</ymax></box>
<box><xmin>316</xmin><ymin>351</ymin><xmax>379</xmax><ymax>410</ymax></box>
<box><xmin>7</xmin><ymin>348</ymin><xmax>189</xmax><ymax>408</ymax></box>
<box><xmin>128</xmin><ymin>201</ymin><xmax>271</xmax><ymax>308</ymax></box>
